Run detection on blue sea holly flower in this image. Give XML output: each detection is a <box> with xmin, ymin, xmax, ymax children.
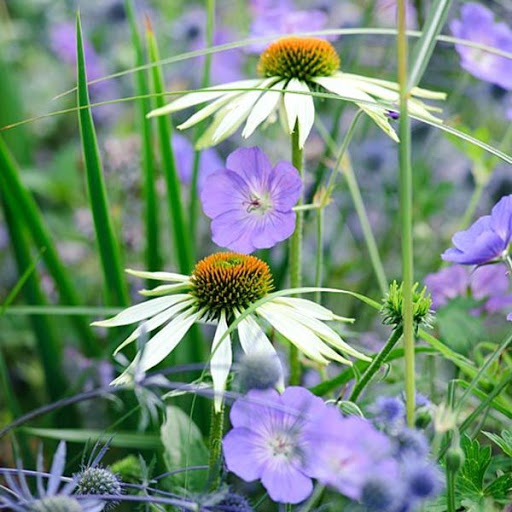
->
<box><xmin>93</xmin><ymin>253</ymin><xmax>369</xmax><ymax>411</ymax></box>
<box><xmin>442</xmin><ymin>195</ymin><xmax>512</xmax><ymax>265</ymax></box>
<box><xmin>450</xmin><ymin>3</ymin><xmax>512</xmax><ymax>90</ymax></box>
<box><xmin>148</xmin><ymin>37</ymin><xmax>445</xmax><ymax>149</ymax></box>
<box><xmin>222</xmin><ymin>387</ymin><xmax>329</xmax><ymax>504</ymax></box>
<box><xmin>201</xmin><ymin>147</ymin><xmax>302</xmax><ymax>253</ymax></box>
<box><xmin>0</xmin><ymin>442</ymin><xmax>104</xmax><ymax>512</ymax></box>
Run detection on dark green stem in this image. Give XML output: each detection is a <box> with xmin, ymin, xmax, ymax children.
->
<box><xmin>349</xmin><ymin>326</ymin><xmax>403</xmax><ymax>401</ymax></box>
<box><xmin>446</xmin><ymin>464</ymin><xmax>457</xmax><ymax>512</ymax></box>
<box><xmin>289</xmin><ymin>127</ymin><xmax>304</xmax><ymax>385</ymax></box>
<box><xmin>208</xmin><ymin>403</ymin><xmax>224</xmax><ymax>490</ymax></box>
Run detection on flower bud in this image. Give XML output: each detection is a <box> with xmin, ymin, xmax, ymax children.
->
<box><xmin>76</xmin><ymin>466</ymin><xmax>122</xmax><ymax>509</ymax></box>
<box><xmin>445</xmin><ymin>446</ymin><xmax>465</xmax><ymax>472</ymax></box>
<box><xmin>236</xmin><ymin>352</ymin><xmax>283</xmax><ymax>393</ymax></box>
<box><xmin>415</xmin><ymin>409</ymin><xmax>432</xmax><ymax>429</ymax></box>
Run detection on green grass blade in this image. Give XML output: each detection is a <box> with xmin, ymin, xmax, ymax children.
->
<box><xmin>125</xmin><ymin>0</ymin><xmax>161</xmax><ymax>279</ymax></box>
<box><xmin>76</xmin><ymin>13</ymin><xmax>129</xmax><ymax>307</ymax></box>
<box><xmin>0</xmin><ymin>136</ymin><xmax>99</xmax><ymax>356</ymax></box>
<box><xmin>22</xmin><ymin>427</ymin><xmax>162</xmax><ymax>449</ymax></box>
<box><xmin>408</xmin><ymin>0</ymin><xmax>452</xmax><ymax>89</ymax></box>
<box><xmin>1</xmin><ymin>191</ymin><xmax>66</xmax><ymax>402</ymax></box>
<box><xmin>146</xmin><ymin>21</ymin><xmax>193</xmax><ymax>274</ymax></box>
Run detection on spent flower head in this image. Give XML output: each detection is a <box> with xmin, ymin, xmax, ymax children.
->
<box><xmin>148</xmin><ymin>36</ymin><xmax>445</xmax><ymax>149</ymax></box>
<box><xmin>381</xmin><ymin>281</ymin><xmax>434</xmax><ymax>331</ymax></box>
<box><xmin>201</xmin><ymin>147</ymin><xmax>302</xmax><ymax>253</ymax></box>
<box><xmin>93</xmin><ymin>253</ymin><xmax>368</xmax><ymax>411</ymax></box>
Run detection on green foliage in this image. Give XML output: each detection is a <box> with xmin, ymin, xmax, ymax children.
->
<box><xmin>483</xmin><ymin>430</ymin><xmax>512</xmax><ymax>458</ymax></box>
<box><xmin>435</xmin><ymin>298</ymin><xmax>485</xmax><ymax>355</ymax></box>
<box><xmin>160</xmin><ymin>405</ymin><xmax>209</xmax><ymax>491</ymax></box>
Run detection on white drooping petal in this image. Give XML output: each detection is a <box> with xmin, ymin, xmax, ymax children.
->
<box><xmin>212</xmin><ymin>78</ymin><xmax>276</xmax><ymax>143</ymax></box>
<box><xmin>137</xmin><ymin>309</ymin><xmax>202</xmax><ymax>372</ymax></box>
<box><xmin>273</xmin><ymin>297</ymin><xmax>336</xmax><ymax>320</ymax></box>
<box><xmin>357</xmin><ymin>104</ymin><xmax>399</xmax><ymax>142</ymax></box>
<box><xmin>267</xmin><ymin>300</ymin><xmax>369</xmax><ymax>361</ymax></box>
<box><xmin>257</xmin><ymin>303</ymin><xmax>334</xmax><ymax>365</ymax></box>
<box><xmin>238</xmin><ymin>314</ymin><xmax>284</xmax><ymax>390</ymax></box>
<box><xmin>242</xmin><ymin>80</ymin><xmax>286</xmax><ymax>138</ymax></box>
<box><xmin>139</xmin><ymin>282</ymin><xmax>190</xmax><ymax>297</ymax></box>
<box><xmin>177</xmin><ymin>92</ymin><xmax>242</xmax><ymax>130</ymax></box>
<box><xmin>126</xmin><ymin>268</ymin><xmax>190</xmax><ymax>282</ymax></box>
<box><xmin>341</xmin><ymin>77</ymin><xmax>399</xmax><ymax>102</ymax></box>
<box><xmin>313</xmin><ymin>76</ymin><xmax>379</xmax><ymax>105</ymax></box>
<box><xmin>92</xmin><ymin>295</ymin><xmax>190</xmax><ymax>327</ymax></box>
<box><xmin>146</xmin><ymin>79</ymin><xmax>262</xmax><ymax>117</ymax></box>
<box><xmin>283</xmin><ymin>79</ymin><xmax>314</xmax><ymax>146</ymax></box>
<box><xmin>339</xmin><ymin>73</ymin><xmax>447</xmax><ymax>99</ymax></box>
<box><xmin>113</xmin><ymin>297</ymin><xmax>196</xmax><ymax>355</ymax></box>
<box><xmin>210</xmin><ymin>313</ymin><xmax>232</xmax><ymax>412</ymax></box>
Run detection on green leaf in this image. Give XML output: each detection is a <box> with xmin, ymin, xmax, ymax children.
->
<box><xmin>125</xmin><ymin>0</ymin><xmax>161</xmax><ymax>278</ymax></box>
<box><xmin>76</xmin><ymin>13</ymin><xmax>129</xmax><ymax>307</ymax></box>
<box><xmin>160</xmin><ymin>405</ymin><xmax>208</xmax><ymax>491</ymax></box>
<box><xmin>458</xmin><ymin>435</ymin><xmax>492</xmax><ymax>495</ymax></box>
<box><xmin>146</xmin><ymin>23</ymin><xmax>193</xmax><ymax>275</ymax></box>
<box><xmin>484</xmin><ymin>473</ymin><xmax>512</xmax><ymax>501</ymax></box>
<box><xmin>483</xmin><ymin>430</ymin><xmax>512</xmax><ymax>458</ymax></box>
<box><xmin>0</xmin><ymin>137</ymin><xmax>99</xmax><ymax>355</ymax></box>
<box><xmin>408</xmin><ymin>0</ymin><xmax>452</xmax><ymax>89</ymax></box>
<box><xmin>435</xmin><ymin>298</ymin><xmax>485</xmax><ymax>355</ymax></box>
<box><xmin>22</xmin><ymin>427</ymin><xmax>162</xmax><ymax>449</ymax></box>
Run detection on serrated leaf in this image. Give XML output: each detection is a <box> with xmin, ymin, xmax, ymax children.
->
<box><xmin>459</xmin><ymin>435</ymin><xmax>492</xmax><ymax>494</ymax></box>
<box><xmin>483</xmin><ymin>430</ymin><xmax>512</xmax><ymax>458</ymax></box>
<box><xmin>160</xmin><ymin>405</ymin><xmax>209</xmax><ymax>491</ymax></box>
<box><xmin>484</xmin><ymin>473</ymin><xmax>512</xmax><ymax>501</ymax></box>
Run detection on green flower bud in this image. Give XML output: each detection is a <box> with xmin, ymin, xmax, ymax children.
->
<box><xmin>445</xmin><ymin>446</ymin><xmax>465</xmax><ymax>472</ymax></box>
<box><xmin>381</xmin><ymin>281</ymin><xmax>434</xmax><ymax>331</ymax></box>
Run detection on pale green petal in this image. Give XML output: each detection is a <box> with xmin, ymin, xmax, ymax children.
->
<box><xmin>210</xmin><ymin>314</ymin><xmax>232</xmax><ymax>412</ymax></box>
<box><xmin>242</xmin><ymin>80</ymin><xmax>286</xmax><ymax>138</ymax></box>
<box><xmin>146</xmin><ymin>79</ymin><xmax>262</xmax><ymax>118</ymax></box>
<box><xmin>92</xmin><ymin>295</ymin><xmax>188</xmax><ymax>327</ymax></box>
<box><xmin>126</xmin><ymin>268</ymin><xmax>190</xmax><ymax>282</ymax></box>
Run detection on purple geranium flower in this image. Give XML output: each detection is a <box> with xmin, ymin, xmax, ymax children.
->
<box><xmin>450</xmin><ymin>3</ymin><xmax>512</xmax><ymax>90</ymax></box>
<box><xmin>442</xmin><ymin>195</ymin><xmax>512</xmax><ymax>265</ymax></box>
<box><xmin>247</xmin><ymin>0</ymin><xmax>332</xmax><ymax>53</ymax></box>
<box><xmin>222</xmin><ymin>387</ymin><xmax>328</xmax><ymax>504</ymax></box>
<box><xmin>201</xmin><ymin>147</ymin><xmax>302</xmax><ymax>253</ymax></box>
<box><xmin>172</xmin><ymin>133</ymin><xmax>223</xmax><ymax>189</ymax></box>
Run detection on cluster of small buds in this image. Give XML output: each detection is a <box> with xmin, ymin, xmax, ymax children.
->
<box><xmin>381</xmin><ymin>281</ymin><xmax>434</xmax><ymax>331</ymax></box>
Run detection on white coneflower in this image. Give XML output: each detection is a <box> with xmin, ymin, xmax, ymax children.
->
<box><xmin>93</xmin><ymin>252</ymin><xmax>369</xmax><ymax>410</ymax></box>
<box><xmin>147</xmin><ymin>36</ymin><xmax>446</xmax><ymax>148</ymax></box>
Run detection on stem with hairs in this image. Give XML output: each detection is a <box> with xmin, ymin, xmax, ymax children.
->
<box><xmin>289</xmin><ymin>127</ymin><xmax>304</xmax><ymax>385</ymax></box>
<box><xmin>397</xmin><ymin>0</ymin><xmax>416</xmax><ymax>426</ymax></box>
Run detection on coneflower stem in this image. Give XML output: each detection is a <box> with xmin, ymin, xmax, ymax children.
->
<box><xmin>314</xmin><ymin>208</ymin><xmax>324</xmax><ymax>304</ymax></box>
<box><xmin>208</xmin><ymin>403</ymin><xmax>224</xmax><ymax>490</ymax></box>
<box><xmin>289</xmin><ymin>127</ymin><xmax>304</xmax><ymax>385</ymax></box>
<box><xmin>349</xmin><ymin>325</ymin><xmax>403</xmax><ymax>402</ymax></box>
<box><xmin>397</xmin><ymin>0</ymin><xmax>416</xmax><ymax>426</ymax></box>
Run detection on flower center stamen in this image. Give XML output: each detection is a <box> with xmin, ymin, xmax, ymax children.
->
<box><xmin>258</xmin><ymin>36</ymin><xmax>340</xmax><ymax>81</ymax></box>
<box><xmin>190</xmin><ymin>252</ymin><xmax>274</xmax><ymax>320</ymax></box>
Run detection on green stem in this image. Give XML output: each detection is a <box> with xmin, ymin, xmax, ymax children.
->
<box><xmin>342</xmin><ymin>155</ymin><xmax>388</xmax><ymax>296</ymax></box>
<box><xmin>189</xmin><ymin>0</ymin><xmax>215</xmax><ymax>249</ymax></box>
<box><xmin>208</xmin><ymin>403</ymin><xmax>224</xmax><ymax>490</ymax></box>
<box><xmin>289</xmin><ymin>127</ymin><xmax>304</xmax><ymax>385</ymax></box>
<box><xmin>349</xmin><ymin>326</ymin><xmax>403</xmax><ymax>402</ymax></box>
<box><xmin>446</xmin><ymin>464</ymin><xmax>456</xmax><ymax>512</ymax></box>
<box><xmin>314</xmin><ymin>208</ymin><xmax>324</xmax><ymax>304</ymax></box>
<box><xmin>397</xmin><ymin>0</ymin><xmax>416</xmax><ymax>426</ymax></box>
<box><xmin>300</xmin><ymin>484</ymin><xmax>325</xmax><ymax>512</ymax></box>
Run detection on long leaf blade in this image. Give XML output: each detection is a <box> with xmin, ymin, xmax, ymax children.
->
<box><xmin>76</xmin><ymin>13</ymin><xmax>129</xmax><ymax>307</ymax></box>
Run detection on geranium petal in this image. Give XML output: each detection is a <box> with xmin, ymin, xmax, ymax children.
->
<box><xmin>222</xmin><ymin>428</ymin><xmax>267</xmax><ymax>481</ymax></box>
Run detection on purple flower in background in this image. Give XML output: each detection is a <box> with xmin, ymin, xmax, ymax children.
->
<box><xmin>173</xmin><ymin>9</ymin><xmax>244</xmax><ymax>84</ymax></box>
<box><xmin>247</xmin><ymin>0</ymin><xmax>332</xmax><ymax>53</ymax></box>
<box><xmin>201</xmin><ymin>147</ymin><xmax>302</xmax><ymax>253</ymax></box>
<box><xmin>375</xmin><ymin>0</ymin><xmax>417</xmax><ymax>28</ymax></box>
<box><xmin>222</xmin><ymin>387</ymin><xmax>328</xmax><ymax>504</ymax></box>
<box><xmin>450</xmin><ymin>3</ymin><xmax>512</xmax><ymax>90</ymax></box>
<box><xmin>425</xmin><ymin>263</ymin><xmax>512</xmax><ymax>316</ymax></box>
<box><xmin>172</xmin><ymin>133</ymin><xmax>223</xmax><ymax>189</ymax></box>
<box><xmin>442</xmin><ymin>195</ymin><xmax>512</xmax><ymax>264</ymax></box>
